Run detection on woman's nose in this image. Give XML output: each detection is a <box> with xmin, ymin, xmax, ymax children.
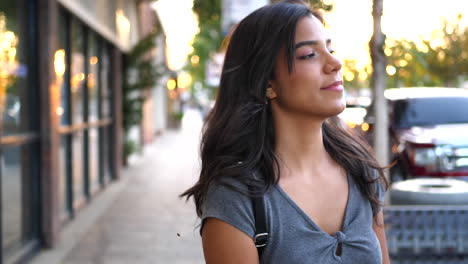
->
<box><xmin>324</xmin><ymin>54</ymin><xmax>342</xmax><ymax>74</ymax></box>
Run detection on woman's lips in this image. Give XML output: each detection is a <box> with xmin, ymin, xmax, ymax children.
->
<box><xmin>321</xmin><ymin>81</ymin><xmax>344</xmax><ymax>91</ymax></box>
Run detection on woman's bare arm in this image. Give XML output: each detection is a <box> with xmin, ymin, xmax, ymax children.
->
<box><xmin>373</xmin><ymin>211</ymin><xmax>391</xmax><ymax>264</ymax></box>
<box><xmin>202</xmin><ymin>218</ymin><xmax>259</xmax><ymax>264</ymax></box>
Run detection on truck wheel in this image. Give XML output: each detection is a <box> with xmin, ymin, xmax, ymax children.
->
<box><xmin>390</xmin><ymin>178</ymin><xmax>468</xmax><ymax>205</ymax></box>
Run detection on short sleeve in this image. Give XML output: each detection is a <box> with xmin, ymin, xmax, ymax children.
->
<box><xmin>200</xmin><ymin>181</ymin><xmax>256</xmax><ymax>238</ymax></box>
<box><xmin>373</xmin><ymin>179</ymin><xmax>386</xmax><ymax>214</ymax></box>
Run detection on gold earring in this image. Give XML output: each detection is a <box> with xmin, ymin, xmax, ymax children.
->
<box><xmin>266</xmin><ymin>88</ymin><xmax>276</xmax><ymax>99</ymax></box>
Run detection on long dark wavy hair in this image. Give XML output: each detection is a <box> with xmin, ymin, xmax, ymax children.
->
<box><xmin>181</xmin><ymin>0</ymin><xmax>388</xmax><ymax>219</ymax></box>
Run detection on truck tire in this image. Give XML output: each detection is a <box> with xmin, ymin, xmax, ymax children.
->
<box><xmin>390</xmin><ymin>178</ymin><xmax>468</xmax><ymax>205</ymax></box>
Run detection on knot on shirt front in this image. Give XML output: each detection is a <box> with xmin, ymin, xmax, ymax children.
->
<box><xmin>332</xmin><ymin>231</ymin><xmax>347</xmax><ymax>258</ymax></box>
<box><xmin>334</xmin><ymin>231</ymin><xmax>346</xmax><ymax>243</ymax></box>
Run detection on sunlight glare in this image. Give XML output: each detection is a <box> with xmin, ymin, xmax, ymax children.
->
<box><xmin>325</xmin><ymin>0</ymin><xmax>467</xmax><ymax>73</ymax></box>
<box><xmin>151</xmin><ymin>0</ymin><xmax>198</xmax><ymax>71</ymax></box>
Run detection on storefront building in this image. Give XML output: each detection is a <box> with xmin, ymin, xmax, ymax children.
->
<box><xmin>0</xmin><ymin>0</ymin><xmax>161</xmax><ymax>263</ymax></box>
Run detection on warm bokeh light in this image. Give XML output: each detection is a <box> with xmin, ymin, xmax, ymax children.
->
<box><xmin>54</xmin><ymin>49</ymin><xmax>66</xmax><ymax>77</ymax></box>
<box><xmin>56</xmin><ymin>106</ymin><xmax>64</xmax><ymax>116</ymax></box>
<box><xmin>361</xmin><ymin>122</ymin><xmax>370</xmax><ymax>132</ymax></box>
<box><xmin>90</xmin><ymin>56</ymin><xmax>98</xmax><ymax>65</ymax></box>
<box><xmin>190</xmin><ymin>55</ymin><xmax>199</xmax><ymax>66</ymax></box>
<box><xmin>116</xmin><ymin>9</ymin><xmax>131</xmax><ymax>47</ymax></box>
<box><xmin>344</xmin><ymin>71</ymin><xmax>354</xmax><ymax>81</ymax></box>
<box><xmin>177</xmin><ymin>72</ymin><xmax>192</xmax><ymax>90</ymax></box>
<box><xmin>358</xmin><ymin>71</ymin><xmax>368</xmax><ymax>81</ymax></box>
<box><xmin>88</xmin><ymin>73</ymin><xmax>95</xmax><ymax>88</ymax></box>
<box><xmin>384</xmin><ymin>47</ymin><xmax>392</xmax><ymax>56</ymax></box>
<box><xmin>71</xmin><ymin>72</ymin><xmax>85</xmax><ymax>92</ymax></box>
<box><xmin>398</xmin><ymin>60</ymin><xmax>408</xmax><ymax>67</ymax></box>
<box><xmin>167</xmin><ymin>79</ymin><xmax>176</xmax><ymax>90</ymax></box>
<box><xmin>386</xmin><ymin>65</ymin><xmax>396</xmax><ymax>76</ymax></box>
<box><xmin>151</xmin><ymin>0</ymin><xmax>199</xmax><ymax>70</ymax></box>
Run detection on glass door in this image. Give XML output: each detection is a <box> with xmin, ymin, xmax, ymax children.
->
<box><xmin>0</xmin><ymin>0</ymin><xmax>41</xmax><ymax>262</ymax></box>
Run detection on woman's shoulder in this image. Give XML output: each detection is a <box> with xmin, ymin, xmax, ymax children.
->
<box><xmin>370</xmin><ymin>168</ymin><xmax>387</xmax><ymax>196</ymax></box>
<box><xmin>205</xmin><ymin>177</ymin><xmax>251</xmax><ymax>201</ymax></box>
<box><xmin>201</xmin><ymin>176</ymin><xmax>258</xmax><ymax>237</ymax></box>
<box><xmin>205</xmin><ymin>169</ymin><xmax>265</xmax><ymax>198</ymax></box>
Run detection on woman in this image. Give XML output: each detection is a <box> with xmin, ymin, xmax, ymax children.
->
<box><xmin>182</xmin><ymin>0</ymin><xmax>390</xmax><ymax>263</ymax></box>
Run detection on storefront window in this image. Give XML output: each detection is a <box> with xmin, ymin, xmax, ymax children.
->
<box><xmin>72</xmin><ymin>131</ymin><xmax>85</xmax><ymax>206</ymax></box>
<box><xmin>59</xmin><ymin>135</ymin><xmax>71</xmax><ymax>219</ymax></box>
<box><xmin>89</xmin><ymin>127</ymin><xmax>100</xmax><ymax>193</ymax></box>
<box><xmin>57</xmin><ymin>11</ymin><xmax>70</xmax><ymax>126</ymax></box>
<box><xmin>1</xmin><ymin>145</ymin><xmax>22</xmax><ymax>253</ymax></box>
<box><xmin>88</xmin><ymin>33</ymin><xmax>99</xmax><ymax>122</ymax></box>
<box><xmin>106</xmin><ymin>126</ymin><xmax>113</xmax><ymax>181</ymax></box>
<box><xmin>70</xmin><ymin>19</ymin><xmax>85</xmax><ymax>125</ymax></box>
<box><xmin>1</xmin><ymin>1</ymin><xmax>40</xmax><ymax>261</ymax></box>
<box><xmin>100</xmin><ymin>42</ymin><xmax>111</xmax><ymax>117</ymax></box>
<box><xmin>0</xmin><ymin>5</ymin><xmax>31</xmax><ymax>135</ymax></box>
<box><xmin>55</xmin><ymin>7</ymin><xmax>115</xmax><ymax>220</ymax></box>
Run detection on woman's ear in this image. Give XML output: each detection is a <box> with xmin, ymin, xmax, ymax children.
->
<box><xmin>266</xmin><ymin>85</ymin><xmax>277</xmax><ymax>100</ymax></box>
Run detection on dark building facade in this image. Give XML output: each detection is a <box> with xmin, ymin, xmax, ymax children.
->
<box><xmin>0</xmin><ymin>0</ymin><xmax>156</xmax><ymax>263</ymax></box>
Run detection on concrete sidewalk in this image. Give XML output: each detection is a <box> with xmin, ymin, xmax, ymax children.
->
<box><xmin>31</xmin><ymin>111</ymin><xmax>205</xmax><ymax>264</ymax></box>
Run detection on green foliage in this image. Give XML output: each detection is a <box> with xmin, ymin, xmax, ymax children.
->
<box><xmin>309</xmin><ymin>0</ymin><xmax>333</xmax><ymax>12</ymax></box>
<box><xmin>186</xmin><ymin>0</ymin><xmax>223</xmax><ymax>99</ymax></box>
<box><xmin>386</xmin><ymin>39</ymin><xmax>438</xmax><ymax>87</ymax></box>
<box><xmin>123</xmin><ymin>139</ymin><xmax>140</xmax><ymax>160</ymax></box>
<box><xmin>387</xmin><ymin>16</ymin><xmax>468</xmax><ymax>87</ymax></box>
<box><xmin>193</xmin><ymin>0</ymin><xmax>221</xmax><ymax>25</ymax></box>
<box><xmin>173</xmin><ymin>111</ymin><xmax>184</xmax><ymax>120</ymax></box>
<box><xmin>425</xmin><ymin>16</ymin><xmax>468</xmax><ymax>86</ymax></box>
<box><xmin>271</xmin><ymin>0</ymin><xmax>333</xmax><ymax>11</ymax></box>
<box><xmin>122</xmin><ymin>23</ymin><xmax>169</xmax><ymax>159</ymax></box>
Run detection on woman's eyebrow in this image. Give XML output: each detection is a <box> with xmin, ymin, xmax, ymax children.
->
<box><xmin>294</xmin><ymin>39</ymin><xmax>332</xmax><ymax>49</ymax></box>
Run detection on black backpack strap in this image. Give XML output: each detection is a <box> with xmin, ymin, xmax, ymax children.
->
<box><xmin>253</xmin><ymin>195</ymin><xmax>268</xmax><ymax>258</ymax></box>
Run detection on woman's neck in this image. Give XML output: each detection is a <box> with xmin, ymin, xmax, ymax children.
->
<box><xmin>273</xmin><ymin>114</ymin><xmax>334</xmax><ymax>180</ymax></box>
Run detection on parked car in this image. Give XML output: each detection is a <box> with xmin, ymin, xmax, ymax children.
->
<box><xmin>363</xmin><ymin>87</ymin><xmax>468</xmax><ymax>182</ymax></box>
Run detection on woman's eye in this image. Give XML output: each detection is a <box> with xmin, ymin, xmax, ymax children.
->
<box><xmin>299</xmin><ymin>53</ymin><xmax>316</xmax><ymax>59</ymax></box>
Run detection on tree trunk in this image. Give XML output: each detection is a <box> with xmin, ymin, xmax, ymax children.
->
<box><xmin>369</xmin><ymin>0</ymin><xmax>389</xmax><ymax>170</ymax></box>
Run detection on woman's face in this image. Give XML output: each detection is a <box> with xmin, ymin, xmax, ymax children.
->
<box><xmin>270</xmin><ymin>15</ymin><xmax>345</xmax><ymax>119</ymax></box>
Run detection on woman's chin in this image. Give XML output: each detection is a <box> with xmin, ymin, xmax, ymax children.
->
<box><xmin>325</xmin><ymin>101</ymin><xmax>346</xmax><ymax>117</ymax></box>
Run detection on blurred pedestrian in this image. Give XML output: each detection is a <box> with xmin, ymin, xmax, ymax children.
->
<box><xmin>182</xmin><ymin>0</ymin><xmax>390</xmax><ymax>263</ymax></box>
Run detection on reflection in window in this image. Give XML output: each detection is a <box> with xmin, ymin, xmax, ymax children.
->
<box><xmin>0</xmin><ymin>10</ymin><xmax>29</xmax><ymax>135</ymax></box>
<box><xmin>88</xmin><ymin>33</ymin><xmax>99</xmax><ymax>122</ymax></box>
<box><xmin>1</xmin><ymin>145</ymin><xmax>22</xmax><ymax>252</ymax></box>
<box><xmin>71</xmin><ymin>19</ymin><xmax>85</xmax><ymax>124</ymax></box>
<box><xmin>57</xmin><ymin>11</ymin><xmax>69</xmax><ymax>125</ymax></box>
